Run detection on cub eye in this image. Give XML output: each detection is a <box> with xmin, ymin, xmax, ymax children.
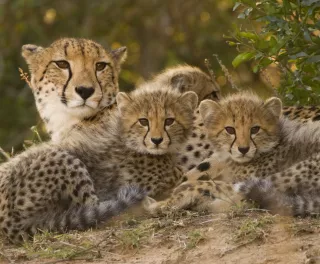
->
<box><xmin>55</xmin><ymin>60</ymin><xmax>69</xmax><ymax>69</ymax></box>
<box><xmin>96</xmin><ymin>62</ymin><xmax>109</xmax><ymax>71</ymax></box>
<box><xmin>165</xmin><ymin>118</ymin><xmax>175</xmax><ymax>126</ymax></box>
<box><xmin>138</xmin><ymin>118</ymin><xmax>149</xmax><ymax>126</ymax></box>
<box><xmin>225</xmin><ymin>126</ymin><xmax>236</xmax><ymax>135</ymax></box>
<box><xmin>251</xmin><ymin>126</ymin><xmax>260</xmax><ymax>134</ymax></box>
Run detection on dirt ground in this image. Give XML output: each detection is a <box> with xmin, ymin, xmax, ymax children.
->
<box><xmin>0</xmin><ymin>209</ymin><xmax>319</xmax><ymax>264</ymax></box>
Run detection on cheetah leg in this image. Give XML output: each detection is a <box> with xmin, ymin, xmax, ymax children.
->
<box><xmin>9</xmin><ymin>158</ymin><xmax>98</xmax><ymax>244</ymax></box>
<box><xmin>182</xmin><ymin>154</ymin><xmax>233</xmax><ymax>183</ymax></box>
<box><xmin>144</xmin><ymin>180</ymin><xmax>243</xmax><ymax>215</ymax></box>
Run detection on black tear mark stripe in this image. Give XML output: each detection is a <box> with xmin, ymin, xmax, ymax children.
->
<box><xmin>61</xmin><ymin>63</ymin><xmax>73</xmax><ymax>105</ymax></box>
<box><xmin>143</xmin><ymin>124</ymin><xmax>150</xmax><ymax>147</ymax></box>
<box><xmin>164</xmin><ymin>123</ymin><xmax>171</xmax><ymax>146</ymax></box>
<box><xmin>250</xmin><ymin>135</ymin><xmax>257</xmax><ymax>149</ymax></box>
<box><xmin>39</xmin><ymin>62</ymin><xmax>51</xmax><ymax>82</ymax></box>
<box><xmin>94</xmin><ymin>68</ymin><xmax>104</xmax><ymax>106</ymax></box>
<box><xmin>230</xmin><ymin>134</ymin><xmax>237</xmax><ymax>153</ymax></box>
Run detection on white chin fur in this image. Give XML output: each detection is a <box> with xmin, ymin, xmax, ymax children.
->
<box><xmin>232</xmin><ymin>155</ymin><xmax>253</xmax><ymax>163</ymax></box>
<box><xmin>67</xmin><ymin>100</ymin><xmax>99</xmax><ymax>109</ymax></box>
<box><xmin>147</xmin><ymin>148</ymin><xmax>169</xmax><ymax>155</ymax></box>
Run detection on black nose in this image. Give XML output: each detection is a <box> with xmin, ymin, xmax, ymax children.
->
<box><xmin>151</xmin><ymin>138</ymin><xmax>163</xmax><ymax>145</ymax></box>
<box><xmin>75</xmin><ymin>86</ymin><xmax>94</xmax><ymax>100</ymax></box>
<box><xmin>238</xmin><ymin>147</ymin><xmax>250</xmax><ymax>154</ymax></box>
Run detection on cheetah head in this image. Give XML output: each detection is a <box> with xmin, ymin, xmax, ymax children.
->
<box><xmin>116</xmin><ymin>85</ymin><xmax>198</xmax><ymax>155</ymax></box>
<box><xmin>152</xmin><ymin>65</ymin><xmax>221</xmax><ymax>103</ymax></box>
<box><xmin>21</xmin><ymin>38</ymin><xmax>126</xmax><ymax>140</ymax></box>
<box><xmin>199</xmin><ymin>92</ymin><xmax>282</xmax><ymax>163</ymax></box>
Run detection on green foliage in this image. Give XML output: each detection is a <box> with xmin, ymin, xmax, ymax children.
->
<box><xmin>229</xmin><ymin>0</ymin><xmax>320</xmax><ymax>105</ymax></box>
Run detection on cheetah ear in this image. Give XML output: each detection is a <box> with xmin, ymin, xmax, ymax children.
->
<box><xmin>111</xmin><ymin>46</ymin><xmax>127</xmax><ymax>72</ymax></box>
<box><xmin>178</xmin><ymin>91</ymin><xmax>198</xmax><ymax>111</ymax></box>
<box><xmin>199</xmin><ymin>100</ymin><xmax>221</xmax><ymax>125</ymax></box>
<box><xmin>264</xmin><ymin>97</ymin><xmax>282</xmax><ymax>118</ymax></box>
<box><xmin>171</xmin><ymin>73</ymin><xmax>193</xmax><ymax>93</ymax></box>
<box><xmin>21</xmin><ymin>44</ymin><xmax>43</xmax><ymax>63</ymax></box>
<box><xmin>116</xmin><ymin>92</ymin><xmax>131</xmax><ymax>114</ymax></box>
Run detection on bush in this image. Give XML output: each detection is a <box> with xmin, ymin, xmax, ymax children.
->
<box><xmin>229</xmin><ymin>0</ymin><xmax>320</xmax><ymax>105</ymax></box>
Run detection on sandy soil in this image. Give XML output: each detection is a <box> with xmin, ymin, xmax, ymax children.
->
<box><xmin>1</xmin><ymin>211</ymin><xmax>319</xmax><ymax>264</ymax></box>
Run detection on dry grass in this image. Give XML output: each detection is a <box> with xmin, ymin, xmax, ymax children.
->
<box><xmin>0</xmin><ymin>209</ymin><xmax>318</xmax><ymax>263</ymax></box>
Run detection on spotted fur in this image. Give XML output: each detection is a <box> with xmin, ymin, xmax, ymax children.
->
<box><xmin>145</xmin><ymin>92</ymin><xmax>320</xmax><ymax>216</ymax></box>
<box><xmin>0</xmin><ymin>85</ymin><xmax>197</xmax><ymax>243</ymax></box>
<box><xmin>144</xmin><ymin>64</ymin><xmax>221</xmax><ymax>102</ymax></box>
<box><xmin>22</xmin><ymin>38</ymin><xmax>127</xmax><ymax>142</ymax></box>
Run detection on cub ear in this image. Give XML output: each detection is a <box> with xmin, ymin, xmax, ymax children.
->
<box><xmin>171</xmin><ymin>73</ymin><xmax>192</xmax><ymax>93</ymax></box>
<box><xmin>199</xmin><ymin>100</ymin><xmax>221</xmax><ymax>125</ymax></box>
<box><xmin>21</xmin><ymin>44</ymin><xmax>43</xmax><ymax>63</ymax></box>
<box><xmin>111</xmin><ymin>46</ymin><xmax>127</xmax><ymax>72</ymax></box>
<box><xmin>264</xmin><ymin>97</ymin><xmax>282</xmax><ymax>118</ymax></box>
<box><xmin>116</xmin><ymin>92</ymin><xmax>131</xmax><ymax>114</ymax></box>
<box><xmin>178</xmin><ymin>91</ymin><xmax>198</xmax><ymax>111</ymax></box>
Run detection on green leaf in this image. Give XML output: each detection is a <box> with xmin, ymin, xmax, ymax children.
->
<box><xmin>268</xmin><ymin>36</ymin><xmax>277</xmax><ymax>48</ymax></box>
<box><xmin>232</xmin><ymin>52</ymin><xmax>255</xmax><ymax>68</ymax></box>
<box><xmin>260</xmin><ymin>57</ymin><xmax>273</xmax><ymax>67</ymax></box>
<box><xmin>238</xmin><ymin>32</ymin><xmax>258</xmax><ymax>41</ymax></box>
<box><xmin>226</xmin><ymin>41</ymin><xmax>237</xmax><ymax>46</ymax></box>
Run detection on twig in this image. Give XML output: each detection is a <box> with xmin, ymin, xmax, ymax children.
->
<box><xmin>204</xmin><ymin>58</ymin><xmax>216</xmax><ymax>80</ymax></box>
<box><xmin>212</xmin><ymin>54</ymin><xmax>240</xmax><ymax>91</ymax></box>
<box><xmin>0</xmin><ymin>146</ymin><xmax>10</xmax><ymax>161</ymax></box>
<box><xmin>18</xmin><ymin>68</ymin><xmax>32</xmax><ymax>88</ymax></box>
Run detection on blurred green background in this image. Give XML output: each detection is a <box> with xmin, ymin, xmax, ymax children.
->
<box><xmin>0</xmin><ymin>0</ymin><xmax>272</xmax><ymax>152</ymax></box>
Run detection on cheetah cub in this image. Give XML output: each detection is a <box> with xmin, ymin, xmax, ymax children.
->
<box><xmin>22</xmin><ymin>38</ymin><xmax>127</xmax><ymax>142</ymax></box>
<box><xmin>0</xmin><ymin>85</ymin><xmax>197</xmax><ymax>243</ymax></box>
<box><xmin>146</xmin><ymin>64</ymin><xmax>221</xmax><ymax>102</ymax></box>
<box><xmin>145</xmin><ymin>92</ymin><xmax>320</xmax><ymax>216</ymax></box>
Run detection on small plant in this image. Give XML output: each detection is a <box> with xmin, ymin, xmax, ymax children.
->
<box><xmin>186</xmin><ymin>230</ymin><xmax>205</xmax><ymax>249</ymax></box>
<box><xmin>229</xmin><ymin>0</ymin><xmax>320</xmax><ymax>105</ymax></box>
<box><xmin>232</xmin><ymin>214</ymin><xmax>274</xmax><ymax>244</ymax></box>
<box><xmin>117</xmin><ymin>225</ymin><xmax>152</xmax><ymax>250</ymax></box>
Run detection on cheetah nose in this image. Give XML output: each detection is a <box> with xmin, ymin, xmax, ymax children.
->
<box><xmin>75</xmin><ymin>86</ymin><xmax>94</xmax><ymax>100</ymax></box>
<box><xmin>238</xmin><ymin>147</ymin><xmax>250</xmax><ymax>154</ymax></box>
<box><xmin>151</xmin><ymin>137</ymin><xmax>163</xmax><ymax>145</ymax></box>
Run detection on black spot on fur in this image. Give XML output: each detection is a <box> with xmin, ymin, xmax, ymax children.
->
<box><xmin>197</xmin><ymin>162</ymin><xmax>211</xmax><ymax>172</ymax></box>
<box><xmin>312</xmin><ymin>115</ymin><xmax>320</xmax><ymax>121</ymax></box>
<box><xmin>198</xmin><ymin>174</ymin><xmax>210</xmax><ymax>181</ymax></box>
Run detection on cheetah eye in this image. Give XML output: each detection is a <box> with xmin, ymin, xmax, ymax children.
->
<box><xmin>225</xmin><ymin>126</ymin><xmax>236</xmax><ymax>135</ymax></box>
<box><xmin>96</xmin><ymin>62</ymin><xmax>109</xmax><ymax>71</ymax></box>
<box><xmin>165</xmin><ymin>118</ymin><xmax>175</xmax><ymax>126</ymax></box>
<box><xmin>138</xmin><ymin>118</ymin><xmax>149</xmax><ymax>126</ymax></box>
<box><xmin>251</xmin><ymin>126</ymin><xmax>260</xmax><ymax>134</ymax></box>
<box><xmin>55</xmin><ymin>60</ymin><xmax>69</xmax><ymax>69</ymax></box>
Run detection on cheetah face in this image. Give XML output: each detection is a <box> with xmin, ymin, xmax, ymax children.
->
<box><xmin>21</xmin><ymin>38</ymin><xmax>126</xmax><ymax>135</ymax></box>
<box><xmin>116</xmin><ymin>88</ymin><xmax>198</xmax><ymax>155</ymax></box>
<box><xmin>199</xmin><ymin>93</ymin><xmax>282</xmax><ymax>163</ymax></box>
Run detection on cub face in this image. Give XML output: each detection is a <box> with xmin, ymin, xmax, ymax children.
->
<box><xmin>200</xmin><ymin>92</ymin><xmax>282</xmax><ymax>163</ymax></box>
<box><xmin>117</xmin><ymin>86</ymin><xmax>198</xmax><ymax>155</ymax></box>
<box><xmin>21</xmin><ymin>38</ymin><xmax>126</xmax><ymax>135</ymax></box>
